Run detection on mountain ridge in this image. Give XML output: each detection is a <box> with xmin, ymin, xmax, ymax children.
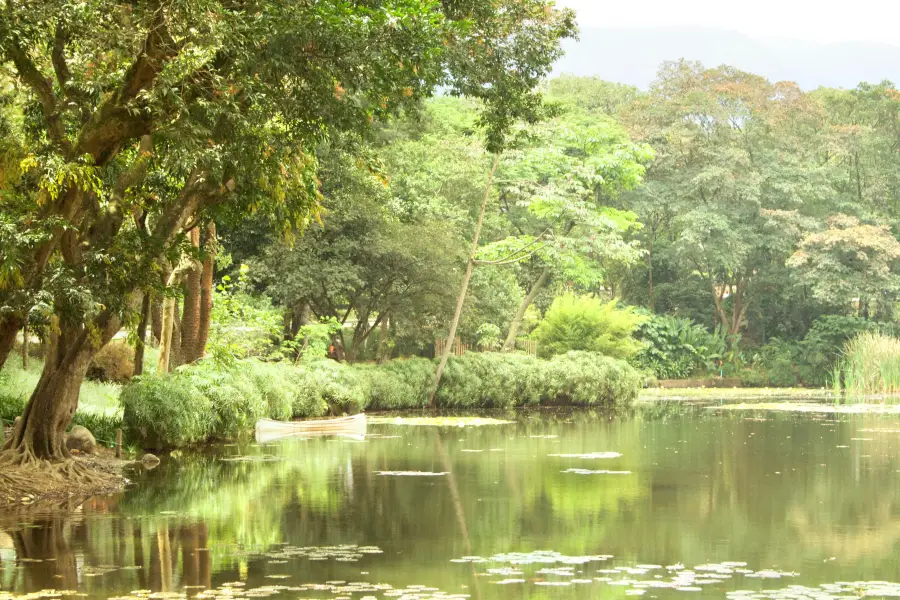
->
<box><xmin>553</xmin><ymin>26</ymin><xmax>900</xmax><ymax>89</ymax></box>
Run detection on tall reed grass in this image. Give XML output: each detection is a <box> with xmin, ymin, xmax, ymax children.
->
<box><xmin>838</xmin><ymin>332</ymin><xmax>900</xmax><ymax>401</ymax></box>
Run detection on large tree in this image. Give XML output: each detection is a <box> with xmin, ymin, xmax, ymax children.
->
<box><xmin>620</xmin><ymin>61</ymin><xmax>826</xmax><ymax>334</ymax></box>
<box><xmin>0</xmin><ymin>0</ymin><xmax>575</xmax><ymax>488</ymax></box>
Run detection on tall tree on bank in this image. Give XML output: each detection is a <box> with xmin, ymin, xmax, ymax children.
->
<box><xmin>429</xmin><ymin>0</ymin><xmax>579</xmax><ymax>400</ymax></box>
<box><xmin>621</xmin><ymin>61</ymin><xmax>824</xmax><ymax>334</ymax></box>
<box><xmin>484</xmin><ymin>112</ymin><xmax>651</xmax><ymax>350</ymax></box>
<box><xmin>0</xmin><ymin>0</ymin><xmax>576</xmax><ymax>488</ymax></box>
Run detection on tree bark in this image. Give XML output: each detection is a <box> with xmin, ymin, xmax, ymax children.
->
<box><xmin>195</xmin><ymin>221</ymin><xmax>216</xmax><ymax>359</ymax></box>
<box><xmin>157</xmin><ymin>297</ymin><xmax>176</xmax><ymax>374</ymax></box>
<box><xmin>134</xmin><ymin>291</ymin><xmax>152</xmax><ymax>376</ymax></box>
<box><xmin>430</xmin><ymin>154</ymin><xmax>501</xmax><ymax>405</ymax></box>
<box><xmin>151</xmin><ymin>295</ymin><xmax>163</xmax><ymax>345</ymax></box>
<box><xmin>179</xmin><ymin>227</ymin><xmax>202</xmax><ymax>363</ymax></box>
<box><xmin>22</xmin><ymin>322</ymin><xmax>29</xmax><ymax>370</ymax></box>
<box><xmin>502</xmin><ymin>268</ymin><xmax>549</xmax><ymax>351</ymax></box>
<box><xmin>0</xmin><ymin>315</ymin><xmax>23</xmax><ymax>370</ymax></box>
<box><xmin>377</xmin><ymin>315</ymin><xmax>390</xmax><ymax>365</ymax></box>
<box><xmin>647</xmin><ymin>235</ymin><xmax>655</xmax><ymax>311</ymax></box>
<box><xmin>2</xmin><ymin>312</ymin><xmax>119</xmax><ymax>462</ymax></box>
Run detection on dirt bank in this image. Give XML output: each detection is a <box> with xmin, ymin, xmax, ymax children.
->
<box><xmin>1</xmin><ymin>426</ymin><xmax>133</xmax><ymax>508</ymax></box>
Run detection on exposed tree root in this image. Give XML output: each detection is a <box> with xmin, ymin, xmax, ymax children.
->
<box><xmin>0</xmin><ymin>452</ymin><xmax>127</xmax><ymax>507</ymax></box>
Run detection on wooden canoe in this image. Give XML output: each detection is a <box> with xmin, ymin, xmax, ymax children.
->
<box><xmin>255</xmin><ymin>414</ymin><xmax>366</xmax><ymax>443</ymax></box>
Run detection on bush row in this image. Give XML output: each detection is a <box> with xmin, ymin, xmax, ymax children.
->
<box><xmin>122</xmin><ymin>351</ymin><xmax>642</xmax><ymax>449</ymax></box>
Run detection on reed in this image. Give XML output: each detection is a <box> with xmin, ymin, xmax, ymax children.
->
<box><xmin>839</xmin><ymin>332</ymin><xmax>900</xmax><ymax>401</ymax></box>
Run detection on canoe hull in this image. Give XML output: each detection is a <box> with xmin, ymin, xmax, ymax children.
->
<box><xmin>255</xmin><ymin>414</ymin><xmax>366</xmax><ymax>443</ymax></box>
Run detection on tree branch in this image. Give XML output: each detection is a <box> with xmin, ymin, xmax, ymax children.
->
<box><xmin>1</xmin><ymin>33</ymin><xmax>71</xmax><ymax>154</ymax></box>
<box><xmin>51</xmin><ymin>25</ymin><xmax>72</xmax><ymax>96</ymax></box>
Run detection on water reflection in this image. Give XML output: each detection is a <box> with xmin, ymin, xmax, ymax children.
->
<box><xmin>2</xmin><ymin>405</ymin><xmax>900</xmax><ymax>598</ymax></box>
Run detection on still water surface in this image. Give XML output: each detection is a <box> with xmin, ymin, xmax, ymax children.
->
<box><xmin>3</xmin><ymin>403</ymin><xmax>900</xmax><ymax>599</ymax></box>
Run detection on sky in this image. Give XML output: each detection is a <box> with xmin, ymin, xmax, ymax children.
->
<box><xmin>555</xmin><ymin>0</ymin><xmax>900</xmax><ymax>46</ymax></box>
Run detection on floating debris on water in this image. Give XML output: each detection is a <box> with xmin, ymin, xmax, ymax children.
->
<box><xmin>376</xmin><ymin>471</ymin><xmax>449</xmax><ymax>477</ymax></box>
<box><xmin>562</xmin><ymin>468</ymin><xmax>632</xmax><ymax>475</ymax></box>
<box><xmin>548</xmin><ymin>452</ymin><xmax>622</xmax><ymax>459</ymax></box>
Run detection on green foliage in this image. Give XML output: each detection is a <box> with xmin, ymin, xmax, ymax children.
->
<box><xmin>209</xmin><ymin>266</ymin><xmax>283</xmax><ymax>363</ymax></box>
<box><xmin>544</xmin><ymin>351</ymin><xmax>644</xmax><ymax>405</ymax></box>
<box><xmin>632</xmin><ymin>312</ymin><xmax>720</xmax><ymax>378</ymax></box>
<box><xmin>123</xmin><ymin>352</ymin><xmax>641</xmax><ymax>448</ymax></box>
<box><xmin>788</xmin><ymin>215</ymin><xmax>900</xmax><ymax>311</ymax></box>
<box><xmin>435</xmin><ymin>353</ymin><xmax>548</xmax><ymax>408</ymax></box>
<box><xmin>475</xmin><ymin>324</ymin><xmax>503</xmax><ymax>351</ymax></box>
<box><xmin>86</xmin><ymin>341</ymin><xmax>135</xmax><ymax>384</ymax></box>
<box><xmin>71</xmin><ymin>411</ymin><xmax>123</xmax><ymax>449</ymax></box>
<box><xmin>0</xmin><ymin>390</ymin><xmax>23</xmax><ymax>424</ymax></box>
<box><xmin>122</xmin><ymin>374</ymin><xmax>215</xmax><ymax>449</ymax></box>
<box><xmin>840</xmin><ymin>332</ymin><xmax>900</xmax><ymax>398</ymax></box>
<box><xmin>533</xmin><ymin>295</ymin><xmax>644</xmax><ymax>358</ymax></box>
<box><xmin>739</xmin><ymin>369</ymin><xmax>769</xmax><ymax>388</ymax></box>
<box><xmin>798</xmin><ymin>316</ymin><xmax>879</xmax><ymax>386</ymax></box>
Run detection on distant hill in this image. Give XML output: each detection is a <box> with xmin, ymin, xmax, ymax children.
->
<box><xmin>553</xmin><ymin>27</ymin><xmax>900</xmax><ymax>90</ymax></box>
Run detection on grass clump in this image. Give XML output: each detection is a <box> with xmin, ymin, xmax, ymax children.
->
<box><xmin>839</xmin><ymin>332</ymin><xmax>900</xmax><ymax>399</ymax></box>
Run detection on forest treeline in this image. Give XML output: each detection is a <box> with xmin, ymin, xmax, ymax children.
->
<box><xmin>214</xmin><ymin>62</ymin><xmax>900</xmax><ymax>388</ymax></box>
<box><xmin>1</xmin><ymin>0</ymin><xmax>899</xmax><ymax>474</ymax></box>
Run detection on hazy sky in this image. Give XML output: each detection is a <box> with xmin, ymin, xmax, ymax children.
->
<box><xmin>556</xmin><ymin>0</ymin><xmax>900</xmax><ymax>46</ymax></box>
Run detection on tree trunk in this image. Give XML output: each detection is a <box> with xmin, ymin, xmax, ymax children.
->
<box><xmin>502</xmin><ymin>268</ymin><xmax>549</xmax><ymax>351</ymax></box>
<box><xmin>0</xmin><ymin>314</ymin><xmax>23</xmax><ymax>370</ymax></box>
<box><xmin>151</xmin><ymin>296</ymin><xmax>163</xmax><ymax>345</ymax></box>
<box><xmin>134</xmin><ymin>291</ymin><xmax>152</xmax><ymax>376</ymax></box>
<box><xmin>179</xmin><ymin>227</ymin><xmax>202</xmax><ymax>363</ymax></box>
<box><xmin>195</xmin><ymin>221</ymin><xmax>216</xmax><ymax>359</ymax></box>
<box><xmin>647</xmin><ymin>236</ymin><xmax>655</xmax><ymax>311</ymax></box>
<box><xmin>377</xmin><ymin>315</ymin><xmax>390</xmax><ymax>365</ymax></box>
<box><xmin>22</xmin><ymin>322</ymin><xmax>29</xmax><ymax>370</ymax></box>
<box><xmin>2</xmin><ymin>314</ymin><xmax>118</xmax><ymax>462</ymax></box>
<box><xmin>431</xmin><ymin>154</ymin><xmax>501</xmax><ymax>404</ymax></box>
<box><xmin>157</xmin><ymin>297</ymin><xmax>176</xmax><ymax>374</ymax></box>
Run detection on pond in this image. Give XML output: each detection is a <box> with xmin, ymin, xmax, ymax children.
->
<box><xmin>3</xmin><ymin>402</ymin><xmax>900</xmax><ymax>599</ymax></box>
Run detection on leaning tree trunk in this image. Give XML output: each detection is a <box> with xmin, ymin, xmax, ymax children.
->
<box><xmin>430</xmin><ymin>154</ymin><xmax>501</xmax><ymax>405</ymax></box>
<box><xmin>195</xmin><ymin>221</ymin><xmax>216</xmax><ymax>359</ymax></box>
<box><xmin>0</xmin><ymin>314</ymin><xmax>23</xmax><ymax>370</ymax></box>
<box><xmin>502</xmin><ymin>268</ymin><xmax>549</xmax><ymax>351</ymax></box>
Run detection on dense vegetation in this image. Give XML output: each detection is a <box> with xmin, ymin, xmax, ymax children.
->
<box><xmin>121</xmin><ymin>352</ymin><xmax>642</xmax><ymax>448</ymax></box>
<box><xmin>5</xmin><ymin>0</ymin><xmax>900</xmax><ymax>480</ymax></box>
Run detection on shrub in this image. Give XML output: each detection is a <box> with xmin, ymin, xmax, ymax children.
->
<box><xmin>87</xmin><ymin>342</ymin><xmax>136</xmax><ymax>383</ymax></box>
<box><xmin>289</xmin><ymin>368</ymin><xmax>330</xmax><ymax>418</ymax></box>
<box><xmin>0</xmin><ymin>392</ymin><xmax>24</xmax><ymax>424</ymax></box>
<box><xmin>247</xmin><ymin>362</ymin><xmax>295</xmax><ymax>421</ymax></box>
<box><xmin>545</xmin><ymin>351</ymin><xmax>642</xmax><ymax>405</ymax></box>
<box><xmin>632</xmin><ymin>312</ymin><xmax>718</xmax><ymax>379</ymax></box>
<box><xmin>533</xmin><ymin>295</ymin><xmax>643</xmax><ymax>358</ymax></box>
<box><xmin>122</xmin><ymin>374</ymin><xmax>215</xmax><ymax>449</ymax></box>
<box><xmin>188</xmin><ymin>367</ymin><xmax>269</xmax><ymax>440</ymax></box>
<box><xmin>122</xmin><ymin>352</ymin><xmax>643</xmax><ymax>447</ymax></box>
<box><xmin>377</xmin><ymin>357</ymin><xmax>435</xmax><ymax>406</ymax></box>
<box><xmin>434</xmin><ymin>352</ymin><xmax>548</xmax><ymax>408</ymax></box>
<box><xmin>307</xmin><ymin>360</ymin><xmax>369</xmax><ymax>414</ymax></box>
<box><xmin>739</xmin><ymin>368</ymin><xmax>768</xmax><ymax>388</ymax></box>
